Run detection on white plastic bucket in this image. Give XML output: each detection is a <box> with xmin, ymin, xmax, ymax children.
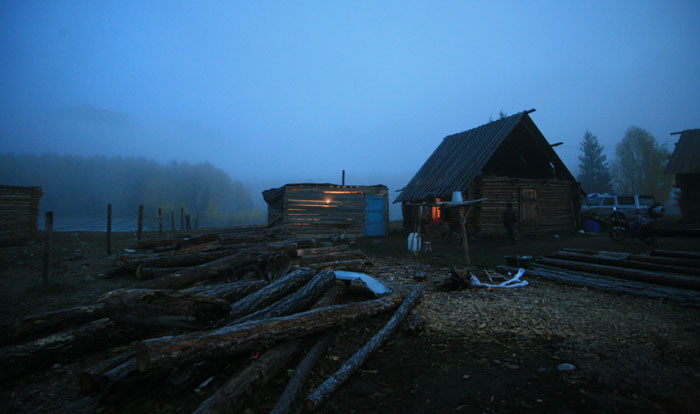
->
<box><xmin>451</xmin><ymin>191</ymin><xmax>463</xmax><ymax>204</ymax></box>
<box><xmin>407</xmin><ymin>232</ymin><xmax>421</xmax><ymax>253</ymax></box>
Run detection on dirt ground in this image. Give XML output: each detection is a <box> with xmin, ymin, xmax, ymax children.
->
<box><xmin>1</xmin><ymin>220</ymin><xmax>700</xmax><ymax>413</ymax></box>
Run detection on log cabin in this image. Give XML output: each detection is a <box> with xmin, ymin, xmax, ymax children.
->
<box><xmin>263</xmin><ymin>183</ymin><xmax>388</xmax><ymax>238</ymax></box>
<box><xmin>396</xmin><ymin>110</ymin><xmax>581</xmax><ymax>237</ymax></box>
<box><xmin>665</xmin><ymin>129</ymin><xmax>700</xmax><ymax>223</ymax></box>
<box><xmin>0</xmin><ymin>185</ymin><xmax>43</xmax><ymax>246</ymax></box>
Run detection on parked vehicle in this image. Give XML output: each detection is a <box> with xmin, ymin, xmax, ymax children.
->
<box><xmin>608</xmin><ymin>209</ymin><xmax>655</xmax><ymax>244</ymax></box>
<box><xmin>581</xmin><ymin>193</ymin><xmax>664</xmax><ymax>221</ymax></box>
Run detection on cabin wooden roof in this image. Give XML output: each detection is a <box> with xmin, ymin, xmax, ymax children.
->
<box><xmin>665</xmin><ymin>129</ymin><xmax>700</xmax><ymax>175</ymax></box>
<box><xmin>395</xmin><ymin>110</ymin><xmax>576</xmax><ymax>203</ymax></box>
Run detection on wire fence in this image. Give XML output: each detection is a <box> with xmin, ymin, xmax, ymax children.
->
<box><xmin>34</xmin><ymin>206</ymin><xmax>202</xmax><ymax>232</ymax></box>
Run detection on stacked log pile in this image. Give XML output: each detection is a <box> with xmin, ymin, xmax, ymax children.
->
<box><xmin>499</xmin><ymin>248</ymin><xmax>700</xmax><ymax>306</ymax></box>
<box><xmin>0</xmin><ymin>227</ymin><xmax>417</xmax><ymax>413</ymax></box>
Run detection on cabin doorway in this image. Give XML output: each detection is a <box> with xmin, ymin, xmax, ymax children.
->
<box><xmin>364</xmin><ymin>195</ymin><xmax>387</xmax><ymax>236</ymax></box>
<box><xmin>519</xmin><ymin>189</ymin><xmax>537</xmax><ymax>230</ymax></box>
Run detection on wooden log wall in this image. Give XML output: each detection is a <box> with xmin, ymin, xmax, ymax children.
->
<box><xmin>402</xmin><ymin>176</ymin><xmax>579</xmax><ymax>235</ymax></box>
<box><xmin>0</xmin><ymin>185</ymin><xmax>42</xmax><ymax>246</ymax></box>
<box><xmin>468</xmin><ymin>176</ymin><xmax>577</xmax><ymax>233</ymax></box>
<box><xmin>677</xmin><ymin>174</ymin><xmax>700</xmax><ymax>223</ymax></box>
<box><xmin>278</xmin><ymin>185</ymin><xmax>388</xmax><ymax>238</ymax></box>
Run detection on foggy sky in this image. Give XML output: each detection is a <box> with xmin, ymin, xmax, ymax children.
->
<box><xmin>1</xmin><ymin>1</ymin><xmax>699</xmax><ymax>216</ymax></box>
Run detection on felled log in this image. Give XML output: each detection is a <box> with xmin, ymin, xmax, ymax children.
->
<box><xmin>159</xmin><ymin>241</ymin><xmax>223</xmax><ymax>255</ymax></box>
<box><xmin>152</xmin><ymin>244</ymin><xmax>179</xmax><ymax>253</ymax></box>
<box><xmin>626</xmin><ymin>253</ymin><xmax>700</xmax><ymax>270</ymax></box>
<box><xmin>233</xmin><ymin>270</ymin><xmax>336</xmax><ymax>324</ymax></box>
<box><xmin>135</xmin><ymin>266</ymin><xmax>186</xmax><ymax>280</ymax></box>
<box><xmin>297</xmin><ymin>244</ymin><xmax>350</xmax><ymax>256</ymax></box>
<box><xmin>163</xmin><ymin>357</ymin><xmax>231</xmax><ymax>397</ymax></box>
<box><xmin>217</xmin><ymin>226</ymin><xmax>291</xmax><ymax>245</ymax></box>
<box><xmin>650</xmin><ymin>249</ymin><xmax>700</xmax><ymax>263</ymax></box>
<box><xmin>549</xmin><ymin>251</ymin><xmax>700</xmax><ymax>277</ymax></box>
<box><xmin>535</xmin><ymin>257</ymin><xmax>700</xmax><ymax>291</ymax></box>
<box><xmin>228</xmin><ymin>268</ymin><xmax>315</xmax><ymax>321</ymax></box>
<box><xmin>0</xmin><ymin>318</ymin><xmax>148</xmax><ymax>381</ymax></box>
<box><xmin>305</xmin><ymin>285</ymin><xmax>424</xmax><ymax>411</ymax></box>
<box><xmin>102</xmin><ymin>289</ymin><xmax>231</xmax><ymax>329</ymax></box>
<box><xmin>0</xmin><ymin>303</ymin><xmax>106</xmax><ymax>347</ymax></box>
<box><xmin>563</xmin><ymin>248</ymin><xmax>700</xmax><ymax>269</ymax></box>
<box><xmin>272</xmin><ymin>331</ymin><xmax>336</xmax><ymax>414</ymax></box>
<box><xmin>99</xmin><ymin>363</ymin><xmax>169</xmax><ymax>407</ymax></box>
<box><xmin>501</xmin><ymin>265</ymin><xmax>700</xmax><ymax>306</ymax></box>
<box><xmin>134</xmin><ymin>248</ymin><xmax>283</xmax><ymax>290</ymax></box>
<box><xmin>561</xmin><ymin>248</ymin><xmax>600</xmax><ymax>255</ymax></box>
<box><xmin>298</xmin><ymin>250</ymin><xmax>363</xmax><ymax>264</ymax></box>
<box><xmin>198</xmin><ymin>280</ymin><xmax>348</xmax><ymax>414</ymax></box>
<box><xmin>181</xmin><ymin>279</ymin><xmax>268</xmax><ymax>303</ymax></box>
<box><xmin>193</xmin><ymin>340</ymin><xmax>302</xmax><ymax>414</ymax></box>
<box><xmin>137</xmin><ymin>293</ymin><xmax>403</xmax><ymax>372</ymax></box>
<box><xmin>308</xmin><ymin>259</ymin><xmax>367</xmax><ymax>272</ymax></box>
<box><xmin>80</xmin><ymin>350</ymin><xmax>136</xmax><ymax>393</ymax></box>
<box><xmin>137</xmin><ymin>233</ymin><xmax>219</xmax><ymax>250</ymax></box>
<box><xmin>137</xmin><ymin>238</ymin><xmax>183</xmax><ymax>249</ymax></box>
<box><xmin>119</xmin><ymin>249</ymin><xmax>239</xmax><ymax>272</ymax></box>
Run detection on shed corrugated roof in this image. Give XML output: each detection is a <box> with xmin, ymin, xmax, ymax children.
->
<box><xmin>665</xmin><ymin>129</ymin><xmax>700</xmax><ymax>174</ymax></box>
<box><xmin>395</xmin><ymin>110</ymin><xmax>575</xmax><ymax>203</ymax></box>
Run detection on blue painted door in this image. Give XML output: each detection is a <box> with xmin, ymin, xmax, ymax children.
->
<box><xmin>365</xmin><ymin>195</ymin><xmax>386</xmax><ymax>236</ymax></box>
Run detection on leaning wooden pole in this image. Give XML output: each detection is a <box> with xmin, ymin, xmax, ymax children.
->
<box><xmin>305</xmin><ymin>285</ymin><xmax>423</xmax><ymax>411</ymax></box>
<box><xmin>459</xmin><ymin>207</ymin><xmax>471</xmax><ymax>265</ymax></box>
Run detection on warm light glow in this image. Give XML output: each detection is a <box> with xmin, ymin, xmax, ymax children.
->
<box><xmin>287</xmin><ymin>204</ymin><xmax>335</xmax><ymax>208</ymax></box>
<box><xmin>288</xmin><ymin>199</ymin><xmax>328</xmax><ymax>203</ymax></box>
<box><xmin>431</xmin><ymin>197</ymin><xmax>442</xmax><ymax>223</ymax></box>
<box><xmin>325</xmin><ymin>199</ymin><xmax>331</xmax><ymax>204</ymax></box>
<box><xmin>323</xmin><ymin>191</ymin><xmax>363</xmax><ymax>194</ymax></box>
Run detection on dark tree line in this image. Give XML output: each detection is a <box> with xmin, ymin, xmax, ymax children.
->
<box><xmin>0</xmin><ymin>154</ymin><xmax>263</xmax><ymax>227</ymax></box>
<box><xmin>577</xmin><ymin>127</ymin><xmax>672</xmax><ymax>203</ymax></box>
<box><xmin>577</xmin><ymin>131</ymin><xmax>613</xmax><ymax>194</ymax></box>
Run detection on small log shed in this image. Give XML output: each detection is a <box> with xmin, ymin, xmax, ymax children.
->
<box><xmin>396</xmin><ymin>109</ymin><xmax>582</xmax><ymax>236</ymax></box>
<box><xmin>263</xmin><ymin>183</ymin><xmax>388</xmax><ymax>238</ymax></box>
<box><xmin>665</xmin><ymin>129</ymin><xmax>700</xmax><ymax>223</ymax></box>
<box><xmin>0</xmin><ymin>185</ymin><xmax>43</xmax><ymax>246</ymax></box>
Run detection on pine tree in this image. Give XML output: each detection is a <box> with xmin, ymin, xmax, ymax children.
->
<box><xmin>613</xmin><ymin>126</ymin><xmax>673</xmax><ymax>202</ymax></box>
<box><xmin>577</xmin><ymin>131</ymin><xmax>612</xmax><ymax>194</ymax></box>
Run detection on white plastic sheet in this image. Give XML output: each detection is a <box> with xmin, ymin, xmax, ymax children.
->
<box><xmin>470</xmin><ymin>268</ymin><xmax>528</xmax><ymax>289</ymax></box>
<box><xmin>334</xmin><ymin>271</ymin><xmax>392</xmax><ymax>296</ymax></box>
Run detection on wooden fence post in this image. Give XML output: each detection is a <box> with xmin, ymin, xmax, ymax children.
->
<box><xmin>137</xmin><ymin>205</ymin><xmax>144</xmax><ymax>240</ymax></box>
<box><xmin>180</xmin><ymin>208</ymin><xmax>184</xmax><ymax>231</ymax></box>
<box><xmin>106</xmin><ymin>204</ymin><xmax>112</xmax><ymax>255</ymax></box>
<box><xmin>43</xmin><ymin>212</ymin><xmax>53</xmax><ymax>287</ymax></box>
<box><xmin>186</xmin><ymin>214</ymin><xmax>191</xmax><ymax>230</ymax></box>
<box><xmin>171</xmin><ymin>211</ymin><xmax>175</xmax><ymax>232</ymax></box>
<box><xmin>195</xmin><ymin>213</ymin><xmax>199</xmax><ymax>229</ymax></box>
<box><xmin>158</xmin><ymin>208</ymin><xmax>163</xmax><ymax>234</ymax></box>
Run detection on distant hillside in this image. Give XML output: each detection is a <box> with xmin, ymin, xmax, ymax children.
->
<box><xmin>0</xmin><ymin>153</ymin><xmax>263</xmax><ymax>228</ymax></box>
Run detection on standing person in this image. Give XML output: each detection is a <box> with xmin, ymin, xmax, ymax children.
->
<box><xmin>503</xmin><ymin>203</ymin><xmax>517</xmax><ymax>245</ymax></box>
